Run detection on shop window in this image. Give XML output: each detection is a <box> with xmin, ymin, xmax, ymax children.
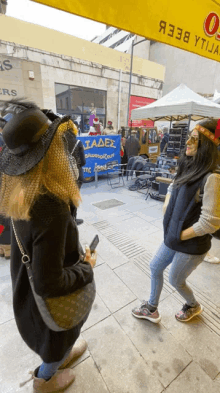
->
<box><xmin>66</xmin><ymin>97</ymin><xmax>69</xmax><ymax>110</ymax></box>
<box><xmin>55</xmin><ymin>83</ymin><xmax>106</xmax><ymax>133</ymax></box>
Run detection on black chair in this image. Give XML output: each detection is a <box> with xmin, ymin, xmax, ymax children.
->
<box><xmin>106</xmin><ymin>160</ymin><xmax>125</xmax><ymax>189</ymax></box>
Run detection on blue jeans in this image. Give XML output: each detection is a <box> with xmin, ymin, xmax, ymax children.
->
<box><xmin>149</xmin><ymin>242</ymin><xmax>207</xmax><ymax>308</ymax></box>
<box><xmin>37</xmin><ymin>346</ymin><xmax>72</xmax><ymax>381</ymax></box>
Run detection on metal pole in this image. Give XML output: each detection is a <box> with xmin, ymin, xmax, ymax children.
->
<box><xmin>188</xmin><ymin>115</ymin><xmax>191</xmax><ymax>131</ymax></box>
<box><xmin>170</xmin><ymin>116</ymin><xmax>172</xmax><ymax>129</ymax></box>
<box><xmin>126</xmin><ymin>37</ymin><xmax>135</xmax><ymax>127</ymax></box>
<box><xmin>117</xmin><ymin>70</ymin><xmax>122</xmax><ymax>131</ymax></box>
<box><xmin>95</xmin><ymin>166</ymin><xmax>98</xmax><ymax>188</ymax></box>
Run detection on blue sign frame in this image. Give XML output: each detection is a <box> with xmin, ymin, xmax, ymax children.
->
<box><xmin>78</xmin><ymin>135</ymin><xmax>121</xmax><ymax>177</ymax></box>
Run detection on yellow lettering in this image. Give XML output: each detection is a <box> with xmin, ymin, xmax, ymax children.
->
<box><xmin>91</xmin><ymin>139</ymin><xmax>98</xmax><ymax>148</ymax></box>
<box><xmin>105</xmin><ymin>138</ymin><xmax>111</xmax><ymax>147</ymax></box>
<box><xmin>84</xmin><ymin>140</ymin><xmax>91</xmax><ymax>150</ymax></box>
<box><xmin>98</xmin><ymin>138</ymin><xmax>105</xmax><ymax>148</ymax></box>
<box><xmin>110</xmin><ymin>140</ymin><xmax>115</xmax><ymax>148</ymax></box>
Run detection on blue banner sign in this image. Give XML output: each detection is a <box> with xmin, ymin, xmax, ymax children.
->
<box><xmin>78</xmin><ymin>135</ymin><xmax>121</xmax><ymax>177</ymax></box>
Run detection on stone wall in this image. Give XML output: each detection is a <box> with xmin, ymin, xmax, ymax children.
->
<box><xmin>149</xmin><ymin>41</ymin><xmax>220</xmax><ymax>96</ymax></box>
<box><xmin>0</xmin><ymin>40</ymin><xmax>163</xmax><ymax>128</ymax></box>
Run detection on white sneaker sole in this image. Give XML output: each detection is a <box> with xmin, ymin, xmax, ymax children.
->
<box><xmin>131</xmin><ymin>311</ymin><xmax>161</xmax><ymax>323</ymax></box>
<box><xmin>175</xmin><ymin>305</ymin><xmax>204</xmax><ymax>322</ymax></box>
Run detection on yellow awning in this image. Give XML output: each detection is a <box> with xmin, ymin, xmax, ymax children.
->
<box><xmin>31</xmin><ymin>1</ymin><xmax>220</xmax><ymax>62</ymax></box>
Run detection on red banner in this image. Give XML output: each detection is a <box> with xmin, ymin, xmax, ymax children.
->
<box><xmin>128</xmin><ymin>96</ymin><xmax>155</xmax><ymax>127</ymax></box>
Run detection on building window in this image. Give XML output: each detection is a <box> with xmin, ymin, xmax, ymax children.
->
<box><xmin>55</xmin><ymin>83</ymin><xmax>106</xmax><ymax>134</ymax></box>
<box><xmin>66</xmin><ymin>97</ymin><xmax>69</xmax><ymax>110</ymax></box>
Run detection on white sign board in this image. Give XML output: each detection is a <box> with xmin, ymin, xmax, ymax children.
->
<box><xmin>149</xmin><ymin>146</ymin><xmax>158</xmax><ymax>154</ymax></box>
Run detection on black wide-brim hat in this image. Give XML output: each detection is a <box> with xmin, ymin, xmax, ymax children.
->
<box><xmin>0</xmin><ymin>109</ymin><xmax>70</xmax><ymax>176</ymax></box>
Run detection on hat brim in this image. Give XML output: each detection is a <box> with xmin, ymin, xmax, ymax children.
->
<box><xmin>0</xmin><ymin>117</ymin><xmax>67</xmax><ymax>176</ymax></box>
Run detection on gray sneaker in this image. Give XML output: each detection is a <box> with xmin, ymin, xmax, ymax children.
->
<box><xmin>132</xmin><ymin>301</ymin><xmax>161</xmax><ymax>323</ymax></box>
<box><xmin>175</xmin><ymin>303</ymin><xmax>203</xmax><ymax>322</ymax></box>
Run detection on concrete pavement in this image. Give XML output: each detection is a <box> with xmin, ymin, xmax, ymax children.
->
<box><xmin>0</xmin><ymin>176</ymin><xmax>220</xmax><ymax>392</ymax></box>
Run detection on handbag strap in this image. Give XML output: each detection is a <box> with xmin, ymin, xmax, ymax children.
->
<box><xmin>11</xmin><ymin>219</ymin><xmax>31</xmax><ymax>266</ymax></box>
<box><xmin>71</xmin><ymin>140</ymin><xmax>79</xmax><ymax>155</ymax></box>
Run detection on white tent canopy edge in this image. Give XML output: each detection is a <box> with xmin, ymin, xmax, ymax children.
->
<box><xmin>131</xmin><ymin>84</ymin><xmax>220</xmax><ymax>122</ymax></box>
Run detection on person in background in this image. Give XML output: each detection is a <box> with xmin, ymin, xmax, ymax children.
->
<box><xmin>70</xmin><ymin>121</ymin><xmax>86</xmax><ymax>226</ymax></box>
<box><xmin>88</xmin><ymin>118</ymin><xmax>101</xmax><ymax>135</ymax></box>
<box><xmin>125</xmin><ymin>129</ymin><xmax>141</xmax><ymax>160</ymax></box>
<box><xmin>99</xmin><ymin>120</ymin><xmax>104</xmax><ymax>134</ymax></box>
<box><xmin>160</xmin><ymin>126</ymin><xmax>169</xmax><ymax>153</ymax></box>
<box><xmin>132</xmin><ymin>118</ymin><xmax>220</xmax><ymax>323</ymax></box>
<box><xmin>103</xmin><ymin>121</ymin><xmax>117</xmax><ymax>135</ymax></box>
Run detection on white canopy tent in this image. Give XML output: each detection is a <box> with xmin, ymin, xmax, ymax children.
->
<box><xmin>131</xmin><ymin>84</ymin><xmax>220</xmax><ymax>122</ymax></box>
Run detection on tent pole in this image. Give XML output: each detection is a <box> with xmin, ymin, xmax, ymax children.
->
<box><xmin>126</xmin><ymin>37</ymin><xmax>135</xmax><ymax>127</ymax></box>
<box><xmin>187</xmin><ymin>115</ymin><xmax>191</xmax><ymax>136</ymax></box>
<box><xmin>170</xmin><ymin>116</ymin><xmax>172</xmax><ymax>129</ymax></box>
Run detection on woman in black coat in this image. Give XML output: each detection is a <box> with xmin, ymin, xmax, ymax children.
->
<box><xmin>0</xmin><ymin>100</ymin><xmax>96</xmax><ymax>393</ymax></box>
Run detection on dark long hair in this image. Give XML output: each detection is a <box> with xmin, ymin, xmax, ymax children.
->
<box><xmin>174</xmin><ymin>119</ymin><xmax>219</xmax><ymax>187</ymax></box>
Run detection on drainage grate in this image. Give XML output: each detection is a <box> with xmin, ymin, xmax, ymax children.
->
<box><xmin>92</xmin><ymin>199</ymin><xmax>125</xmax><ymax>210</ymax></box>
<box><xmin>93</xmin><ymin>220</ymin><xmax>220</xmax><ymax>336</ymax></box>
<box><xmin>93</xmin><ymin>220</ymin><xmax>146</xmax><ymax>258</ymax></box>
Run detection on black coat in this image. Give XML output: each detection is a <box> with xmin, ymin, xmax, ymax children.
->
<box><xmin>10</xmin><ymin>194</ymin><xmax>93</xmax><ymax>363</ymax></box>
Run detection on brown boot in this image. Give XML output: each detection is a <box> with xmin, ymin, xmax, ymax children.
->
<box><xmin>33</xmin><ymin>367</ymin><xmax>75</xmax><ymax>393</ymax></box>
<box><xmin>0</xmin><ymin>244</ymin><xmax>11</xmax><ymax>259</ymax></box>
<box><xmin>59</xmin><ymin>340</ymin><xmax>88</xmax><ymax>369</ymax></box>
<box><xmin>19</xmin><ymin>367</ymin><xmax>75</xmax><ymax>392</ymax></box>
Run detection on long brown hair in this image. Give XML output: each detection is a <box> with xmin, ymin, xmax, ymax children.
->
<box><xmin>174</xmin><ymin>119</ymin><xmax>219</xmax><ymax>187</ymax></box>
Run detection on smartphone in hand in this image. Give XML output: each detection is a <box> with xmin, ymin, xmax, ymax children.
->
<box><xmin>89</xmin><ymin>235</ymin><xmax>99</xmax><ymax>253</ymax></box>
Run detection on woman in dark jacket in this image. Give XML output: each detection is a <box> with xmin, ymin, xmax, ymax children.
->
<box><xmin>0</xmin><ymin>100</ymin><xmax>96</xmax><ymax>393</ymax></box>
<box><xmin>132</xmin><ymin>118</ymin><xmax>220</xmax><ymax>323</ymax></box>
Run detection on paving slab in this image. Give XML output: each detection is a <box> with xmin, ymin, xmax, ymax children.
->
<box><xmin>66</xmin><ymin>357</ymin><xmax>109</xmax><ymax>393</ymax></box>
<box><xmin>114</xmin><ymin>217</ymin><xmax>160</xmax><ymax>240</ymax></box>
<box><xmin>187</xmin><ymin>260</ymin><xmax>220</xmax><ymax>306</ymax></box>
<box><xmin>103</xmin><ymin>211</ymin><xmax>135</xmax><ymax>224</ymax></box>
<box><xmin>0</xmin><ymin>275</ymin><xmax>14</xmax><ymax>324</ymax></box>
<box><xmin>93</xmin><ymin>236</ymin><xmax>129</xmax><ymax>270</ymax></box>
<box><xmin>135</xmin><ymin>206</ymin><xmax>164</xmax><ymax>222</ymax></box>
<box><xmin>83</xmin><ymin>316</ymin><xmax>163</xmax><ymax>393</ymax></box>
<box><xmin>164</xmin><ymin>361</ymin><xmax>219</xmax><ymax>393</ymax></box>
<box><xmin>81</xmin><ymin>292</ymin><xmax>111</xmax><ymax>332</ymax></box>
<box><xmin>135</xmin><ymin>229</ymin><xmax>164</xmax><ymax>254</ymax></box>
<box><xmin>151</xmin><ymin>219</ymin><xmax>164</xmax><ymax>230</ymax></box>
<box><xmin>0</xmin><ymin>319</ymin><xmax>40</xmax><ymax>393</ymax></box>
<box><xmin>0</xmin><ymin>257</ymin><xmax>10</xmax><ymax>278</ymax></box>
<box><xmin>160</xmin><ymin>294</ymin><xmax>220</xmax><ymax>379</ymax></box>
<box><xmin>94</xmin><ymin>264</ymin><xmax>136</xmax><ymax>313</ymax></box>
<box><xmin>114</xmin><ymin>261</ymin><xmax>171</xmax><ymax>302</ymax></box>
<box><xmin>115</xmin><ymin>301</ymin><xmax>192</xmax><ymax>388</ymax></box>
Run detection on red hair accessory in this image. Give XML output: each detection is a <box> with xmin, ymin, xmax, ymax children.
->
<box><xmin>215</xmin><ymin>119</ymin><xmax>220</xmax><ymax>139</ymax></box>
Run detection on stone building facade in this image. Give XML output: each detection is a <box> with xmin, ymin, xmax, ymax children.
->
<box><xmin>0</xmin><ymin>16</ymin><xmax>165</xmax><ymax>132</ymax></box>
